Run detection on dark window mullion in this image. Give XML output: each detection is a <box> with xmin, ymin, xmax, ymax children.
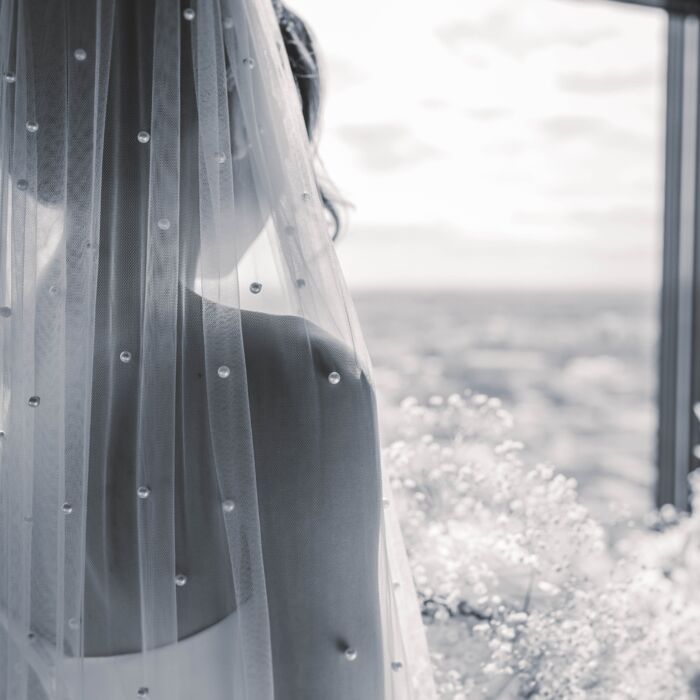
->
<box><xmin>610</xmin><ymin>0</ymin><xmax>700</xmax><ymax>16</ymax></box>
<box><xmin>692</xmin><ymin>15</ymin><xmax>700</xmax><ymax>504</ymax></box>
<box><xmin>657</xmin><ymin>14</ymin><xmax>700</xmax><ymax>508</ymax></box>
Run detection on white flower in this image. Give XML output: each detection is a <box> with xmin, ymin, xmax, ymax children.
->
<box><xmin>386</xmin><ymin>391</ymin><xmax>700</xmax><ymax>699</ymax></box>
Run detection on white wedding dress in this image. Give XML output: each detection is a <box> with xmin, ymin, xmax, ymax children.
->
<box><xmin>0</xmin><ymin>0</ymin><xmax>437</xmax><ymax>698</ymax></box>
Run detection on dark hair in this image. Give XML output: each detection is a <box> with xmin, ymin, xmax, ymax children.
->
<box><xmin>274</xmin><ymin>2</ymin><xmax>342</xmax><ymax>239</ymax></box>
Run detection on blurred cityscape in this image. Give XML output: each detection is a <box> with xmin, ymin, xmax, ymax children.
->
<box><xmin>294</xmin><ymin>0</ymin><xmax>667</xmax><ymax>531</ymax></box>
<box><xmin>357</xmin><ymin>289</ymin><xmax>658</xmax><ymax>524</ymax></box>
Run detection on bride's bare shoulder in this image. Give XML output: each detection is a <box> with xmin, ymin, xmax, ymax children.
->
<box><xmin>240</xmin><ymin>309</ymin><xmax>367</xmax><ymax>385</ymax></box>
<box><xmin>189</xmin><ymin>289</ymin><xmax>370</xmax><ymax>388</ymax></box>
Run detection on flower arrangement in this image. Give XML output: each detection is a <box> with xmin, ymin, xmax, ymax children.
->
<box><xmin>386</xmin><ymin>392</ymin><xmax>700</xmax><ymax>700</ymax></box>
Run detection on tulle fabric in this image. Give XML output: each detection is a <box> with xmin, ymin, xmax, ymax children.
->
<box><xmin>0</xmin><ymin>0</ymin><xmax>436</xmax><ymax>698</ymax></box>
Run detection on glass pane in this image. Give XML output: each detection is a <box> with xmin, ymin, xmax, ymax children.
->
<box><xmin>297</xmin><ymin>0</ymin><xmax>666</xmax><ymax>525</ymax></box>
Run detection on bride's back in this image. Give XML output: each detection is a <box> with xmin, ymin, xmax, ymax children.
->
<box><xmin>86</xmin><ymin>285</ymin><xmax>384</xmax><ymax>697</ymax></box>
<box><xmin>77</xmin><ymin>0</ymin><xmax>384</xmax><ymax>697</ymax></box>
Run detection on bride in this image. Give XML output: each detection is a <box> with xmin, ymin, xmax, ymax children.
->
<box><xmin>0</xmin><ymin>0</ymin><xmax>436</xmax><ymax>698</ymax></box>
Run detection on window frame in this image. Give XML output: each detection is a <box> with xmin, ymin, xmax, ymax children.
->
<box><xmin>612</xmin><ymin>0</ymin><xmax>699</xmax><ymax>13</ymax></box>
<box><xmin>607</xmin><ymin>0</ymin><xmax>699</xmax><ymax>507</ymax></box>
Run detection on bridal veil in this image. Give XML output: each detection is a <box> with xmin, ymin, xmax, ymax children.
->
<box><xmin>0</xmin><ymin>0</ymin><xmax>436</xmax><ymax>697</ymax></box>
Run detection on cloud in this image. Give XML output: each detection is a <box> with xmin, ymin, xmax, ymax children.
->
<box><xmin>435</xmin><ymin>11</ymin><xmax>510</xmax><ymax>48</ymax></box>
<box><xmin>436</xmin><ymin>10</ymin><xmax>616</xmax><ymax>57</ymax></box>
<box><xmin>517</xmin><ymin>205</ymin><xmax>658</xmax><ymax>236</ymax></box>
<box><xmin>468</xmin><ymin>107</ymin><xmax>509</xmax><ymax>121</ymax></box>
<box><xmin>536</xmin><ymin>115</ymin><xmax>650</xmax><ymax>149</ymax></box>
<box><xmin>335</xmin><ymin>123</ymin><xmax>441</xmax><ymax>172</ymax></box>
<box><xmin>350</xmin><ymin>222</ymin><xmax>466</xmax><ymax>243</ymax></box>
<box><xmin>558</xmin><ymin>66</ymin><xmax>656</xmax><ymax>93</ymax></box>
<box><xmin>324</xmin><ymin>56</ymin><xmax>368</xmax><ymax>89</ymax></box>
<box><xmin>567</xmin><ymin>206</ymin><xmax>659</xmax><ymax>237</ymax></box>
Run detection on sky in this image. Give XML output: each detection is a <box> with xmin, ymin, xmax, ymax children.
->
<box><xmin>290</xmin><ymin>0</ymin><xmax>667</xmax><ymax>291</ymax></box>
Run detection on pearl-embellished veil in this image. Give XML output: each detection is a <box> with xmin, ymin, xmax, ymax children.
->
<box><xmin>0</xmin><ymin>0</ymin><xmax>436</xmax><ymax>697</ymax></box>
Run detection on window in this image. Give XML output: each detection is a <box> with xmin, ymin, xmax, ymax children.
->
<box><xmin>301</xmin><ymin>0</ymin><xmax>700</xmax><ymax>511</ymax></box>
